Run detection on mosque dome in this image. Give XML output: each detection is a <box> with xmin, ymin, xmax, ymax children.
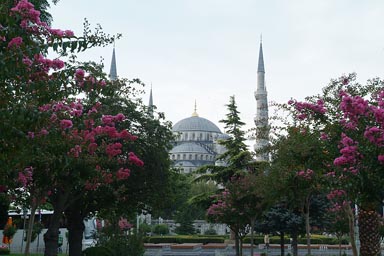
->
<box><xmin>170</xmin><ymin>142</ymin><xmax>209</xmax><ymax>154</ymax></box>
<box><xmin>172</xmin><ymin>116</ymin><xmax>221</xmax><ymax>133</ymax></box>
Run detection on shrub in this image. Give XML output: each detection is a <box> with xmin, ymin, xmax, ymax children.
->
<box><xmin>204</xmin><ymin>228</ymin><xmax>217</xmax><ymax>235</ymax></box>
<box><xmin>82</xmin><ymin>246</ymin><xmax>113</xmax><ymax>256</ymax></box>
<box><xmin>95</xmin><ymin>231</ymin><xmax>144</xmax><ymax>256</ymax></box>
<box><xmin>0</xmin><ymin>247</ymin><xmax>9</xmax><ymax>255</ymax></box>
<box><xmin>152</xmin><ymin>224</ymin><xmax>169</xmax><ymax>235</ymax></box>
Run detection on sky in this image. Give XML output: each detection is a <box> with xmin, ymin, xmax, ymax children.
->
<box><xmin>49</xmin><ymin>0</ymin><xmax>384</xmax><ymax>140</ymax></box>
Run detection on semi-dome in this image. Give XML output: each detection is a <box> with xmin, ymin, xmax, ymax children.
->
<box><xmin>170</xmin><ymin>142</ymin><xmax>209</xmax><ymax>154</ymax></box>
<box><xmin>172</xmin><ymin>116</ymin><xmax>221</xmax><ymax>133</ymax></box>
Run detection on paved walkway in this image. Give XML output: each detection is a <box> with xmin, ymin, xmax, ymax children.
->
<box><xmin>144</xmin><ymin>243</ymin><xmax>355</xmax><ymax>256</ymax></box>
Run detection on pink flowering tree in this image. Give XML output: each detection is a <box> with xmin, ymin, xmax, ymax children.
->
<box><xmin>285</xmin><ymin>73</ymin><xmax>384</xmax><ymax>256</ymax></box>
<box><xmin>0</xmin><ymin>1</ymin><xmax>154</xmax><ymax>256</ymax></box>
<box><xmin>207</xmin><ymin>174</ymin><xmax>265</xmax><ymax>256</ymax></box>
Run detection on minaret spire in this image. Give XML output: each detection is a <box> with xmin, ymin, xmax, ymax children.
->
<box><xmin>257</xmin><ymin>38</ymin><xmax>265</xmax><ymax>73</ymax></box>
<box><xmin>109</xmin><ymin>46</ymin><xmax>117</xmax><ymax>81</ymax></box>
<box><xmin>192</xmin><ymin>100</ymin><xmax>199</xmax><ymax>117</ymax></box>
<box><xmin>254</xmin><ymin>38</ymin><xmax>269</xmax><ymax>162</ymax></box>
<box><xmin>148</xmin><ymin>83</ymin><xmax>154</xmax><ymax>117</ymax></box>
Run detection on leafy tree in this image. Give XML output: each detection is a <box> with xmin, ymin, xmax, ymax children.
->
<box><xmin>268</xmin><ymin>124</ymin><xmax>329</xmax><ymax>256</ymax></box>
<box><xmin>258</xmin><ymin>204</ymin><xmax>303</xmax><ymax>256</ymax></box>
<box><xmin>174</xmin><ymin>208</ymin><xmax>196</xmax><ymax>235</ymax></box>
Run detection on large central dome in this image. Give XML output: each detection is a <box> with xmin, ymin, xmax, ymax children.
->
<box><xmin>172</xmin><ymin>116</ymin><xmax>221</xmax><ymax>133</ymax></box>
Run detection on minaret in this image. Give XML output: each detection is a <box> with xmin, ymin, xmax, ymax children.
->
<box><xmin>148</xmin><ymin>84</ymin><xmax>154</xmax><ymax>117</ymax></box>
<box><xmin>192</xmin><ymin>100</ymin><xmax>198</xmax><ymax>117</ymax></box>
<box><xmin>109</xmin><ymin>47</ymin><xmax>117</xmax><ymax>81</ymax></box>
<box><xmin>254</xmin><ymin>38</ymin><xmax>269</xmax><ymax>162</ymax></box>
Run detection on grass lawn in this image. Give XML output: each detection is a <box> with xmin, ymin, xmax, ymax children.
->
<box><xmin>10</xmin><ymin>254</ymin><xmax>68</xmax><ymax>256</ymax></box>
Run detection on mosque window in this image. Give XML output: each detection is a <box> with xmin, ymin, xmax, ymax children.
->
<box><xmin>200</xmin><ymin>133</ymin><xmax>203</xmax><ymax>140</ymax></box>
<box><xmin>183</xmin><ymin>154</ymin><xmax>186</xmax><ymax>160</ymax></box>
<box><xmin>195</xmin><ymin>154</ymin><xmax>198</xmax><ymax>160</ymax></box>
<box><xmin>177</xmin><ymin>154</ymin><xmax>180</xmax><ymax>160</ymax></box>
<box><xmin>184</xmin><ymin>133</ymin><xmax>187</xmax><ymax>140</ymax></box>
<box><xmin>189</xmin><ymin>154</ymin><xmax>192</xmax><ymax>160</ymax></box>
<box><xmin>171</xmin><ymin>155</ymin><xmax>175</xmax><ymax>160</ymax></box>
<box><xmin>200</xmin><ymin>154</ymin><xmax>203</xmax><ymax>160</ymax></box>
<box><xmin>189</xmin><ymin>168</ymin><xmax>192</xmax><ymax>173</ymax></box>
<box><xmin>205</xmin><ymin>155</ymin><xmax>208</xmax><ymax>160</ymax></box>
<box><xmin>192</xmin><ymin>133</ymin><xmax>195</xmax><ymax>140</ymax></box>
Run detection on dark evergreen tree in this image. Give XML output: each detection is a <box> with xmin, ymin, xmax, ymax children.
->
<box><xmin>197</xmin><ymin>95</ymin><xmax>253</xmax><ymax>185</ymax></box>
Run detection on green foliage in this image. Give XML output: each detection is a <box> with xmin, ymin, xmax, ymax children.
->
<box><xmin>196</xmin><ymin>95</ymin><xmax>253</xmax><ymax>185</ymax></box>
<box><xmin>2</xmin><ymin>225</ymin><xmax>17</xmax><ymax>238</ymax></box>
<box><xmin>96</xmin><ymin>226</ymin><xmax>144</xmax><ymax>256</ymax></box>
<box><xmin>0</xmin><ymin>194</ymin><xmax>9</xmax><ymax>228</ymax></box>
<box><xmin>82</xmin><ymin>246</ymin><xmax>113</xmax><ymax>256</ymax></box>
<box><xmin>0</xmin><ymin>247</ymin><xmax>10</xmax><ymax>255</ymax></box>
<box><xmin>139</xmin><ymin>222</ymin><xmax>152</xmax><ymax>235</ymax></box>
<box><xmin>152</xmin><ymin>224</ymin><xmax>169</xmax><ymax>235</ymax></box>
<box><xmin>24</xmin><ymin>222</ymin><xmax>44</xmax><ymax>242</ymax></box>
<box><xmin>204</xmin><ymin>228</ymin><xmax>217</xmax><ymax>235</ymax></box>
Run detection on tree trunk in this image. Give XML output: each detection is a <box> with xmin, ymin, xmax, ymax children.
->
<box><xmin>345</xmin><ymin>204</ymin><xmax>358</xmax><ymax>256</ymax></box>
<box><xmin>358</xmin><ymin>208</ymin><xmax>380</xmax><ymax>256</ymax></box>
<box><xmin>305</xmin><ymin>197</ymin><xmax>311</xmax><ymax>256</ymax></box>
<box><xmin>291</xmin><ymin>230</ymin><xmax>298</xmax><ymax>256</ymax></box>
<box><xmin>250</xmin><ymin>219</ymin><xmax>255</xmax><ymax>256</ymax></box>
<box><xmin>280</xmin><ymin>231</ymin><xmax>285</xmax><ymax>256</ymax></box>
<box><xmin>44</xmin><ymin>191</ymin><xmax>68</xmax><ymax>256</ymax></box>
<box><xmin>24</xmin><ymin>201</ymin><xmax>38</xmax><ymax>255</ymax></box>
<box><xmin>66</xmin><ymin>204</ymin><xmax>86</xmax><ymax>256</ymax></box>
<box><xmin>234</xmin><ymin>232</ymin><xmax>240</xmax><ymax>256</ymax></box>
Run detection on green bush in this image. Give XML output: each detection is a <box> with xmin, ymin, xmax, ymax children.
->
<box><xmin>82</xmin><ymin>246</ymin><xmax>113</xmax><ymax>256</ymax></box>
<box><xmin>0</xmin><ymin>247</ymin><xmax>10</xmax><ymax>255</ymax></box>
<box><xmin>204</xmin><ymin>229</ymin><xmax>217</xmax><ymax>235</ymax></box>
<box><xmin>95</xmin><ymin>232</ymin><xmax>144</xmax><ymax>256</ymax></box>
<box><xmin>152</xmin><ymin>224</ymin><xmax>169</xmax><ymax>235</ymax></box>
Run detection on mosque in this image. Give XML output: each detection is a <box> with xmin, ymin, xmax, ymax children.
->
<box><xmin>109</xmin><ymin>41</ymin><xmax>269</xmax><ymax>173</ymax></box>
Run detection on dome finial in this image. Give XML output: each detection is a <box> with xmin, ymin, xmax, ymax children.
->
<box><xmin>192</xmin><ymin>100</ymin><xmax>199</xmax><ymax>117</ymax></box>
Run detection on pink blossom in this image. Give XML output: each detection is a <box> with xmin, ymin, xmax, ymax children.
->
<box><xmin>75</xmin><ymin>69</ymin><xmax>85</xmax><ymax>81</ymax></box>
<box><xmin>116</xmin><ymin>168</ymin><xmax>131</xmax><ymax>180</ymax></box>
<box><xmin>8</xmin><ymin>37</ymin><xmax>23</xmax><ymax>48</ymax></box>
<box><xmin>27</xmin><ymin>131</ymin><xmax>34</xmax><ymax>139</ymax></box>
<box><xmin>128</xmin><ymin>152</ymin><xmax>144</xmax><ymax>166</ymax></box>
<box><xmin>378</xmin><ymin>155</ymin><xmax>384</xmax><ymax>164</ymax></box>
<box><xmin>69</xmin><ymin>145</ymin><xmax>82</xmax><ymax>158</ymax></box>
<box><xmin>102</xmin><ymin>115</ymin><xmax>115</xmax><ymax>126</ymax></box>
<box><xmin>99</xmin><ymin>80</ymin><xmax>106</xmax><ymax>87</ymax></box>
<box><xmin>115</xmin><ymin>113</ymin><xmax>125</xmax><ymax>122</ymax></box>
<box><xmin>64</xmin><ymin>30</ymin><xmax>74</xmax><ymax>37</ymax></box>
<box><xmin>118</xmin><ymin>218</ymin><xmax>132</xmax><ymax>231</ymax></box>
<box><xmin>60</xmin><ymin>119</ymin><xmax>73</xmax><ymax>129</ymax></box>
<box><xmin>105</xmin><ymin>143</ymin><xmax>122</xmax><ymax>158</ymax></box>
<box><xmin>88</xmin><ymin>143</ymin><xmax>98</xmax><ymax>155</ymax></box>
<box><xmin>22</xmin><ymin>57</ymin><xmax>33</xmax><ymax>66</ymax></box>
<box><xmin>40</xmin><ymin>128</ymin><xmax>49</xmax><ymax>136</ymax></box>
<box><xmin>52</xmin><ymin>59</ymin><xmax>65</xmax><ymax>70</ymax></box>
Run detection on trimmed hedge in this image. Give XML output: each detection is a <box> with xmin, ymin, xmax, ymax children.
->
<box><xmin>144</xmin><ymin>235</ymin><xmax>348</xmax><ymax>245</ymax></box>
<box><xmin>144</xmin><ymin>235</ymin><xmax>225</xmax><ymax>244</ymax></box>
<box><xmin>0</xmin><ymin>248</ymin><xmax>10</xmax><ymax>255</ymax></box>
